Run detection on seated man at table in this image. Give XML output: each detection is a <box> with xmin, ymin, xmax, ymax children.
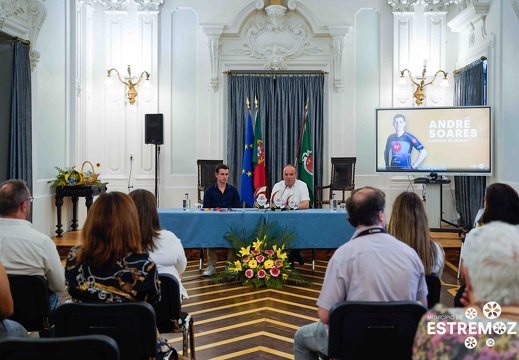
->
<box><xmin>202</xmin><ymin>163</ymin><xmax>241</xmax><ymax>276</ymax></box>
<box><xmin>293</xmin><ymin>186</ymin><xmax>428</xmax><ymax>359</ymax></box>
<box><xmin>271</xmin><ymin>165</ymin><xmax>310</xmax><ymax>209</ymax></box>
<box><xmin>271</xmin><ymin>165</ymin><xmax>310</xmax><ymax>265</ymax></box>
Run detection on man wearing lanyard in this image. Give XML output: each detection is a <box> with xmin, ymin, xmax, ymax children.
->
<box><xmin>293</xmin><ymin>186</ymin><xmax>428</xmax><ymax>360</ymax></box>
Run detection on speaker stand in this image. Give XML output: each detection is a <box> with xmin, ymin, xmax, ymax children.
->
<box><xmin>154</xmin><ymin>145</ymin><xmax>160</xmax><ymax>201</ymax></box>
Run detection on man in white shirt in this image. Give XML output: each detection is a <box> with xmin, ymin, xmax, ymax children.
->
<box><xmin>0</xmin><ymin>179</ymin><xmax>66</xmax><ymax>312</ymax></box>
<box><xmin>270</xmin><ymin>165</ymin><xmax>310</xmax><ymax>209</ymax></box>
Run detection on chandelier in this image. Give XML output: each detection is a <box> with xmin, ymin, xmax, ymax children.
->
<box><xmin>388</xmin><ymin>0</ymin><xmax>459</xmax><ymax>12</ymax></box>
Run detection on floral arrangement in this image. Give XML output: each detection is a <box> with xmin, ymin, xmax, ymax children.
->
<box><xmin>48</xmin><ymin>162</ymin><xmax>101</xmax><ymax>188</ymax></box>
<box><xmin>210</xmin><ymin>220</ymin><xmax>312</xmax><ymax>289</ymax></box>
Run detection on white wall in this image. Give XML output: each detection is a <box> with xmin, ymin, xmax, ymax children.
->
<box><xmin>21</xmin><ymin>0</ymin><xmax>519</xmax><ymax>236</ymax></box>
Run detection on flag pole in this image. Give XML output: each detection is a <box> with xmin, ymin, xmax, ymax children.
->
<box><xmin>294</xmin><ymin>98</ymin><xmax>309</xmax><ymax>167</ymax></box>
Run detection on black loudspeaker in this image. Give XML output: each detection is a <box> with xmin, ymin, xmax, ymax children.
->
<box><xmin>145</xmin><ymin>114</ymin><xmax>164</xmax><ymax>145</ymax></box>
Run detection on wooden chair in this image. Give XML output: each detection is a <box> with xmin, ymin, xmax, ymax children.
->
<box><xmin>153</xmin><ymin>274</ymin><xmax>195</xmax><ymax>359</ymax></box>
<box><xmin>315</xmin><ymin>157</ymin><xmax>356</xmax><ymax>208</ymax></box>
<box><xmin>197</xmin><ymin>159</ymin><xmax>223</xmax><ymax>204</ymax></box>
<box><xmin>55</xmin><ymin>302</ymin><xmax>159</xmax><ymax>360</ymax></box>
<box><xmin>7</xmin><ymin>274</ymin><xmax>52</xmax><ymax>332</ymax></box>
<box><xmin>328</xmin><ymin>300</ymin><xmax>427</xmax><ymax>360</ymax></box>
<box><xmin>0</xmin><ymin>335</ymin><xmax>120</xmax><ymax>360</ymax></box>
<box><xmin>425</xmin><ymin>274</ymin><xmax>441</xmax><ymax>309</ymax></box>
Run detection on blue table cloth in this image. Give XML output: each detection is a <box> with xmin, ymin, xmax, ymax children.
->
<box><xmin>158</xmin><ymin>208</ymin><xmax>355</xmax><ymax>249</ymax></box>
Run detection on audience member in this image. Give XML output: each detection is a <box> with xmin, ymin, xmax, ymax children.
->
<box><xmin>0</xmin><ymin>262</ymin><xmax>28</xmax><ymax>338</ymax></box>
<box><xmin>456</xmin><ymin>182</ymin><xmax>519</xmax><ymax>306</ymax></box>
<box><xmin>388</xmin><ymin>191</ymin><xmax>445</xmax><ymax>278</ymax></box>
<box><xmin>0</xmin><ymin>179</ymin><xmax>65</xmax><ymax>312</ymax></box>
<box><xmin>293</xmin><ymin>187</ymin><xmax>427</xmax><ymax>359</ymax></box>
<box><xmin>413</xmin><ymin>221</ymin><xmax>519</xmax><ymax>359</ymax></box>
<box><xmin>271</xmin><ymin>165</ymin><xmax>310</xmax><ymax>209</ymax></box>
<box><xmin>129</xmin><ymin>189</ymin><xmax>188</xmax><ymax>300</ymax></box>
<box><xmin>65</xmin><ymin>192</ymin><xmax>180</xmax><ymax>359</ymax></box>
<box><xmin>202</xmin><ymin>163</ymin><xmax>241</xmax><ymax>276</ymax></box>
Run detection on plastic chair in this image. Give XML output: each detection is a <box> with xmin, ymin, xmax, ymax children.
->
<box><xmin>0</xmin><ymin>334</ymin><xmax>120</xmax><ymax>360</ymax></box>
<box><xmin>153</xmin><ymin>274</ymin><xmax>195</xmax><ymax>359</ymax></box>
<box><xmin>315</xmin><ymin>157</ymin><xmax>356</xmax><ymax>208</ymax></box>
<box><xmin>328</xmin><ymin>300</ymin><xmax>427</xmax><ymax>360</ymax></box>
<box><xmin>7</xmin><ymin>274</ymin><xmax>52</xmax><ymax>332</ymax></box>
<box><xmin>425</xmin><ymin>274</ymin><xmax>441</xmax><ymax>308</ymax></box>
<box><xmin>197</xmin><ymin>159</ymin><xmax>223</xmax><ymax>203</ymax></box>
<box><xmin>55</xmin><ymin>302</ymin><xmax>158</xmax><ymax>360</ymax></box>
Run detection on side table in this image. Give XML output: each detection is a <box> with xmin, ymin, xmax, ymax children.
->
<box><xmin>54</xmin><ymin>183</ymin><xmax>108</xmax><ymax>237</ymax></box>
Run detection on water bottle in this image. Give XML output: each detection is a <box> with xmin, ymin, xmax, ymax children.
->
<box><xmin>183</xmin><ymin>193</ymin><xmax>191</xmax><ymax>211</ymax></box>
<box><xmin>330</xmin><ymin>194</ymin><xmax>338</xmax><ymax>212</ymax></box>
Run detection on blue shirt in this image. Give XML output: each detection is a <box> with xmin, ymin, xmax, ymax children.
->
<box><xmin>203</xmin><ymin>183</ymin><xmax>241</xmax><ymax>208</ymax></box>
<box><xmin>384</xmin><ymin>132</ymin><xmax>424</xmax><ymax>169</ymax></box>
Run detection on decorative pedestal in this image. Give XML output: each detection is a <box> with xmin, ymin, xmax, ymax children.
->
<box><xmin>54</xmin><ymin>183</ymin><xmax>108</xmax><ymax>237</ymax></box>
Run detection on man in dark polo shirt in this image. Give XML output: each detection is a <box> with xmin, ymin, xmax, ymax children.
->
<box><xmin>202</xmin><ymin>163</ymin><xmax>241</xmax><ymax>276</ymax></box>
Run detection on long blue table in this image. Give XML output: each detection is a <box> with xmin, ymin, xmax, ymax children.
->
<box><xmin>157</xmin><ymin>208</ymin><xmax>355</xmax><ymax>249</ymax></box>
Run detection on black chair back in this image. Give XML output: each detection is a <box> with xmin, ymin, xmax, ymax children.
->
<box><xmin>154</xmin><ymin>274</ymin><xmax>182</xmax><ymax>328</ymax></box>
<box><xmin>328</xmin><ymin>301</ymin><xmax>427</xmax><ymax>360</ymax></box>
<box><xmin>197</xmin><ymin>159</ymin><xmax>223</xmax><ymax>203</ymax></box>
<box><xmin>153</xmin><ymin>274</ymin><xmax>195</xmax><ymax>359</ymax></box>
<box><xmin>7</xmin><ymin>274</ymin><xmax>51</xmax><ymax>331</ymax></box>
<box><xmin>0</xmin><ymin>334</ymin><xmax>120</xmax><ymax>360</ymax></box>
<box><xmin>315</xmin><ymin>157</ymin><xmax>356</xmax><ymax>207</ymax></box>
<box><xmin>55</xmin><ymin>302</ymin><xmax>157</xmax><ymax>360</ymax></box>
<box><xmin>425</xmin><ymin>274</ymin><xmax>441</xmax><ymax>308</ymax></box>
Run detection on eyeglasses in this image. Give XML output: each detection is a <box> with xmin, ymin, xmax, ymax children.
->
<box><xmin>20</xmin><ymin>197</ymin><xmax>34</xmax><ymax>206</ymax></box>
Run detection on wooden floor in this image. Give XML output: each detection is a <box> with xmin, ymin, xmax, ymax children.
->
<box><xmin>52</xmin><ymin>230</ymin><xmax>462</xmax><ymax>359</ymax></box>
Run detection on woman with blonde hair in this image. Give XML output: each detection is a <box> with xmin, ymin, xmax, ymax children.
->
<box><xmin>388</xmin><ymin>191</ymin><xmax>444</xmax><ymax>278</ymax></box>
<box><xmin>129</xmin><ymin>189</ymin><xmax>188</xmax><ymax>300</ymax></box>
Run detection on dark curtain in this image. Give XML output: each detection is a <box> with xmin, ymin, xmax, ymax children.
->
<box><xmin>227</xmin><ymin>73</ymin><xmax>324</xmax><ymax>205</ymax></box>
<box><xmin>0</xmin><ymin>34</ymin><xmax>14</xmax><ymax>182</ymax></box>
<box><xmin>9</xmin><ymin>42</ymin><xmax>32</xmax><ymax>192</ymax></box>
<box><xmin>453</xmin><ymin>60</ymin><xmax>486</xmax><ymax>228</ymax></box>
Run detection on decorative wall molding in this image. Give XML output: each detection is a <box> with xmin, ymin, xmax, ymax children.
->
<box><xmin>201</xmin><ymin>24</ymin><xmax>224</xmax><ymax>92</ymax></box>
<box><xmin>329</xmin><ymin>25</ymin><xmax>351</xmax><ymax>92</ymax></box>
<box><xmin>512</xmin><ymin>0</ymin><xmax>519</xmax><ymax>19</ymax></box>
<box><xmin>447</xmin><ymin>3</ymin><xmax>489</xmax><ymax>65</ymax></box>
<box><xmin>232</xmin><ymin>3</ymin><xmax>320</xmax><ymax>71</ymax></box>
<box><xmin>0</xmin><ymin>0</ymin><xmax>47</xmax><ymax>70</ymax></box>
<box><xmin>82</xmin><ymin>0</ymin><xmax>163</xmax><ymax>12</ymax></box>
<box><xmin>388</xmin><ymin>0</ymin><xmax>460</xmax><ymax>13</ymax></box>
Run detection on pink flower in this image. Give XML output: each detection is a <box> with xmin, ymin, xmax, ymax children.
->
<box><xmin>257</xmin><ymin>269</ymin><xmax>266</xmax><ymax>278</ymax></box>
<box><xmin>270</xmin><ymin>267</ymin><xmax>280</xmax><ymax>277</ymax></box>
<box><xmin>275</xmin><ymin>259</ymin><xmax>283</xmax><ymax>267</ymax></box>
<box><xmin>243</xmin><ymin>256</ymin><xmax>250</xmax><ymax>263</ymax></box>
<box><xmin>256</xmin><ymin>255</ymin><xmax>265</xmax><ymax>263</ymax></box>
<box><xmin>251</xmin><ymin>249</ymin><xmax>260</xmax><ymax>255</ymax></box>
<box><xmin>245</xmin><ymin>269</ymin><xmax>254</xmax><ymax>279</ymax></box>
<box><xmin>264</xmin><ymin>249</ymin><xmax>274</xmax><ymax>255</ymax></box>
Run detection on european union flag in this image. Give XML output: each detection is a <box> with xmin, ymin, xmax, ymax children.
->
<box><xmin>240</xmin><ymin>110</ymin><xmax>255</xmax><ymax>207</ymax></box>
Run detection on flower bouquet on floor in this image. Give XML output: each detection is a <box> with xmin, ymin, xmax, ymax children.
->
<box><xmin>209</xmin><ymin>219</ymin><xmax>312</xmax><ymax>289</ymax></box>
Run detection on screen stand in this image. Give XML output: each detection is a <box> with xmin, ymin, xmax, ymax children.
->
<box><xmin>414</xmin><ymin>173</ymin><xmax>451</xmax><ymax>229</ymax></box>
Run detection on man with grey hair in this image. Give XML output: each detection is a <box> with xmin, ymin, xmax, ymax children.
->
<box><xmin>0</xmin><ymin>179</ymin><xmax>66</xmax><ymax>312</ymax></box>
<box><xmin>413</xmin><ymin>221</ymin><xmax>519</xmax><ymax>358</ymax></box>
